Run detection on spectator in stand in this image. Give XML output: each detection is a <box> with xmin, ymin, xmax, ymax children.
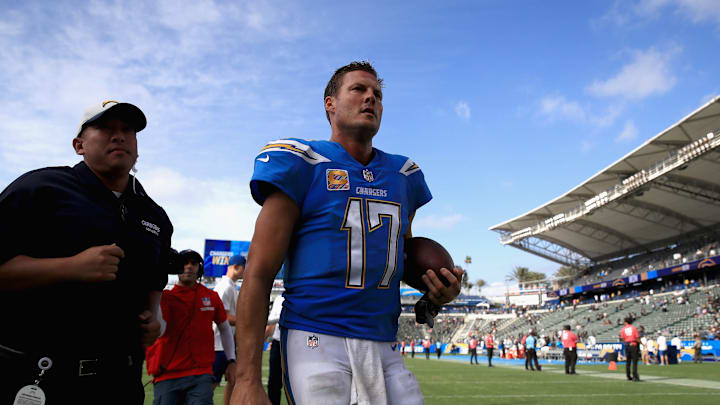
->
<box><xmin>619</xmin><ymin>317</ymin><xmax>640</xmax><ymax>382</ymax></box>
<box><xmin>468</xmin><ymin>336</ymin><xmax>478</xmax><ymax>365</ymax></box>
<box><xmin>561</xmin><ymin>325</ymin><xmax>578</xmax><ymax>375</ymax></box>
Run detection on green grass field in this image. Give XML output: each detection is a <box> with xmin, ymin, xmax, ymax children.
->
<box><xmin>142</xmin><ymin>355</ymin><xmax>720</xmax><ymax>404</ymax></box>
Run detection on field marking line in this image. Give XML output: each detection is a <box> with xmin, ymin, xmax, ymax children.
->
<box><xmin>424</xmin><ymin>392</ymin><xmax>720</xmax><ymax>399</ymax></box>
<box><xmin>538</xmin><ymin>365</ymin><xmax>720</xmax><ymax>390</ymax></box>
<box><xmin>429</xmin><ymin>357</ymin><xmax>720</xmax><ymax>390</ymax></box>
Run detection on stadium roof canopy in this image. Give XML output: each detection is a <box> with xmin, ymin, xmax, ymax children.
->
<box><xmin>490</xmin><ymin>96</ymin><xmax>720</xmax><ymax>267</ymax></box>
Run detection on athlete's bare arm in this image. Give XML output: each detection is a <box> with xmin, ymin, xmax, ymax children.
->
<box><xmin>231</xmin><ymin>188</ymin><xmax>299</xmax><ymax>405</ymax></box>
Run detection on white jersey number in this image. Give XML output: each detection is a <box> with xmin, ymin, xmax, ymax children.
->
<box><xmin>342</xmin><ymin>198</ymin><xmax>401</xmax><ymax>289</ymax></box>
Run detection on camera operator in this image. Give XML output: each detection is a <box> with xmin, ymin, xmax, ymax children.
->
<box><xmin>146</xmin><ymin>250</ymin><xmax>237</xmax><ymax>405</ymax></box>
<box><xmin>0</xmin><ymin>101</ymin><xmax>173</xmax><ymax>405</ymax></box>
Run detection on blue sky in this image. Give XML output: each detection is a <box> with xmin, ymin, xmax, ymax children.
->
<box><xmin>1</xmin><ymin>0</ymin><xmax>719</xmax><ymax>296</ymax></box>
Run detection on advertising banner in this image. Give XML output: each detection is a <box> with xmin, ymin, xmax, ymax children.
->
<box><xmin>203</xmin><ymin>239</ymin><xmax>250</xmax><ymax>278</ymax></box>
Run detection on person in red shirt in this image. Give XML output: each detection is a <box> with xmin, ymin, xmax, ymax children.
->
<box><xmin>468</xmin><ymin>335</ymin><xmax>478</xmax><ymax>365</ymax></box>
<box><xmin>561</xmin><ymin>325</ymin><xmax>578</xmax><ymax>375</ymax></box>
<box><xmin>619</xmin><ymin>316</ymin><xmax>640</xmax><ymax>382</ymax></box>
<box><xmin>485</xmin><ymin>333</ymin><xmax>495</xmax><ymax>367</ymax></box>
<box><xmin>410</xmin><ymin>339</ymin><xmax>415</xmax><ymax>358</ymax></box>
<box><xmin>422</xmin><ymin>337</ymin><xmax>432</xmax><ymax>360</ymax></box>
<box><xmin>146</xmin><ymin>250</ymin><xmax>237</xmax><ymax>404</ymax></box>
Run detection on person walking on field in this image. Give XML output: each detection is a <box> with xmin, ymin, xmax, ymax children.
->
<box><xmin>693</xmin><ymin>337</ymin><xmax>703</xmax><ymax>363</ymax></box>
<box><xmin>619</xmin><ymin>317</ymin><xmax>640</xmax><ymax>382</ymax></box>
<box><xmin>525</xmin><ymin>331</ymin><xmax>541</xmax><ymax>371</ymax></box>
<box><xmin>468</xmin><ymin>336</ymin><xmax>478</xmax><ymax>365</ymax></box>
<box><xmin>485</xmin><ymin>333</ymin><xmax>494</xmax><ymax>367</ymax></box>
<box><xmin>561</xmin><ymin>325</ymin><xmax>578</xmax><ymax>375</ymax></box>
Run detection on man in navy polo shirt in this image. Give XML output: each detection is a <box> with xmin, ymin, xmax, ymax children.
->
<box><xmin>0</xmin><ymin>101</ymin><xmax>173</xmax><ymax>405</ymax></box>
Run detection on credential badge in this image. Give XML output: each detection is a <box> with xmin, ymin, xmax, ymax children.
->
<box><xmin>307</xmin><ymin>334</ymin><xmax>319</xmax><ymax>349</ymax></box>
<box><xmin>362</xmin><ymin>168</ymin><xmax>374</xmax><ymax>183</ymax></box>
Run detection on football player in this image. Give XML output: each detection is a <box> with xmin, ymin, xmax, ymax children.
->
<box><xmin>231</xmin><ymin>61</ymin><xmax>462</xmax><ymax>405</ymax></box>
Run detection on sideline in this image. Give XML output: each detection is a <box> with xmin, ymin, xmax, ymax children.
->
<box><xmin>434</xmin><ymin>356</ymin><xmax>720</xmax><ymax>390</ymax></box>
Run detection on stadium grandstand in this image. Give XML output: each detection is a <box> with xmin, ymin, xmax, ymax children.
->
<box><xmin>392</xmin><ymin>96</ymin><xmax>720</xmax><ymax>363</ymax></box>
<box><xmin>488</xmin><ymin>95</ymin><xmax>720</xmax><ymax>312</ymax></box>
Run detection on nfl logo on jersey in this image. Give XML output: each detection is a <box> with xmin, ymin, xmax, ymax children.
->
<box><xmin>306</xmin><ymin>334</ymin><xmax>319</xmax><ymax>349</ymax></box>
<box><xmin>202</xmin><ymin>297</ymin><xmax>211</xmax><ymax>306</ymax></box>
<box><xmin>362</xmin><ymin>168</ymin><xmax>374</xmax><ymax>182</ymax></box>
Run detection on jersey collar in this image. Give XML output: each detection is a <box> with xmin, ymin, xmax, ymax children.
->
<box><xmin>73</xmin><ymin>161</ymin><xmax>147</xmax><ymax>198</ymax></box>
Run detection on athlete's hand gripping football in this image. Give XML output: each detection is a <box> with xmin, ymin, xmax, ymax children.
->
<box><xmin>69</xmin><ymin>244</ymin><xmax>125</xmax><ymax>282</ymax></box>
<box><xmin>422</xmin><ymin>267</ymin><xmax>463</xmax><ymax>306</ymax></box>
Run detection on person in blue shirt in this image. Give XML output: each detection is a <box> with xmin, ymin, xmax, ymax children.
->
<box><xmin>231</xmin><ymin>62</ymin><xmax>462</xmax><ymax>405</ymax></box>
<box><xmin>525</xmin><ymin>330</ymin><xmax>541</xmax><ymax>371</ymax></box>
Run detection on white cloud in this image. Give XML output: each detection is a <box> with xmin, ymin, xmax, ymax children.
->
<box><xmin>0</xmin><ymin>0</ymin><xmax>314</xmax><ymax>183</ymax></box>
<box><xmin>616</xmin><ymin>120</ymin><xmax>639</xmax><ymax>142</ymax></box>
<box><xmin>590</xmin><ymin>103</ymin><xmax>625</xmax><ymax>127</ymax></box>
<box><xmin>141</xmin><ymin>167</ymin><xmax>261</xmax><ymax>252</ymax></box>
<box><xmin>638</xmin><ymin>0</ymin><xmax>720</xmax><ymax>24</ymax></box>
<box><xmin>455</xmin><ymin>102</ymin><xmax>471</xmax><ymax>120</ymax></box>
<box><xmin>587</xmin><ymin>48</ymin><xmax>678</xmax><ymax>100</ymax></box>
<box><xmin>480</xmin><ymin>281</ymin><xmax>508</xmax><ymax>299</ymax></box>
<box><xmin>412</xmin><ymin>214</ymin><xmax>464</xmax><ymax>231</ymax></box>
<box><xmin>536</xmin><ymin>95</ymin><xmax>623</xmax><ymax>127</ymax></box>
<box><xmin>538</xmin><ymin>95</ymin><xmax>586</xmax><ymax>122</ymax></box>
<box><xmin>598</xmin><ymin>0</ymin><xmax>720</xmax><ymax>26</ymax></box>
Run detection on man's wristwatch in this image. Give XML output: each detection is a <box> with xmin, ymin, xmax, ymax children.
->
<box><xmin>227</xmin><ymin>359</ymin><xmax>236</xmax><ymax>364</ymax></box>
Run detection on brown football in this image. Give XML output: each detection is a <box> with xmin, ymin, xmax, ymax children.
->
<box><xmin>402</xmin><ymin>237</ymin><xmax>456</xmax><ymax>292</ymax></box>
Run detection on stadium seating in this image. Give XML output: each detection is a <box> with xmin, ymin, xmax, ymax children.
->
<box><xmin>397</xmin><ymin>284</ymin><xmax>719</xmax><ymax>351</ymax></box>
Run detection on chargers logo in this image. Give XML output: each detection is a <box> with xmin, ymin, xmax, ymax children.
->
<box><xmin>326</xmin><ymin>169</ymin><xmax>350</xmax><ymax>191</ymax></box>
<box><xmin>699</xmin><ymin>258</ymin><xmax>716</xmax><ymax>268</ymax></box>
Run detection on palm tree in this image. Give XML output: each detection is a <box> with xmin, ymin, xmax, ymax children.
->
<box><xmin>458</xmin><ymin>267</ymin><xmax>470</xmax><ymax>294</ymax></box>
<box><xmin>554</xmin><ymin>265</ymin><xmax>577</xmax><ymax>280</ymax></box>
<box><xmin>506</xmin><ymin>266</ymin><xmax>530</xmax><ymax>283</ymax></box>
<box><xmin>475</xmin><ymin>279</ymin><xmax>486</xmax><ymax>294</ymax></box>
<box><xmin>506</xmin><ymin>266</ymin><xmax>545</xmax><ymax>283</ymax></box>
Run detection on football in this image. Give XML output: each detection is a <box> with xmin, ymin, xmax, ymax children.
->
<box><xmin>402</xmin><ymin>237</ymin><xmax>457</xmax><ymax>292</ymax></box>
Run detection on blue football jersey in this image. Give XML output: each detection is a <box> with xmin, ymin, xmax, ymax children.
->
<box><xmin>250</xmin><ymin>139</ymin><xmax>432</xmax><ymax>342</ymax></box>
